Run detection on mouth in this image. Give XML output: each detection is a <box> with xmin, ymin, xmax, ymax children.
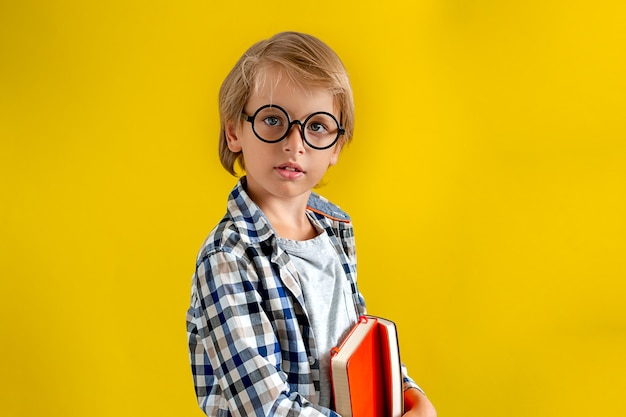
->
<box><xmin>276</xmin><ymin>163</ymin><xmax>304</xmax><ymax>173</ymax></box>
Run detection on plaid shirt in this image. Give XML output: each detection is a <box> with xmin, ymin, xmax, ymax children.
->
<box><xmin>187</xmin><ymin>178</ymin><xmax>418</xmax><ymax>416</ymax></box>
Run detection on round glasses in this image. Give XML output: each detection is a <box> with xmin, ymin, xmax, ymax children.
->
<box><xmin>243</xmin><ymin>104</ymin><xmax>345</xmax><ymax>150</ymax></box>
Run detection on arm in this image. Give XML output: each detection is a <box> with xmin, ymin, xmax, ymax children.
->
<box><xmin>188</xmin><ymin>249</ymin><xmax>337</xmax><ymax>417</ymax></box>
<box><xmin>403</xmin><ymin>388</ymin><xmax>437</xmax><ymax>417</ymax></box>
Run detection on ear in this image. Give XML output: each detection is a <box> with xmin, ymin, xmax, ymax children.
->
<box><xmin>225</xmin><ymin>120</ymin><xmax>242</xmax><ymax>152</ymax></box>
<box><xmin>328</xmin><ymin>142</ymin><xmax>343</xmax><ymax>166</ymax></box>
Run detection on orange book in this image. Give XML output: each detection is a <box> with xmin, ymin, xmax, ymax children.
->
<box><xmin>330</xmin><ymin>316</ymin><xmax>404</xmax><ymax>417</ymax></box>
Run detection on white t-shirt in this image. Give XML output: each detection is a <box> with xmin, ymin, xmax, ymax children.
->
<box><xmin>277</xmin><ymin>226</ymin><xmax>358</xmax><ymax>408</ymax></box>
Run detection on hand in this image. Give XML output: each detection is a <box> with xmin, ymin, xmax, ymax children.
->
<box><xmin>403</xmin><ymin>388</ymin><xmax>437</xmax><ymax>417</ymax></box>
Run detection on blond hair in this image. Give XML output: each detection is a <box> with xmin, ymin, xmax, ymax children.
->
<box><xmin>218</xmin><ymin>31</ymin><xmax>355</xmax><ymax>176</ymax></box>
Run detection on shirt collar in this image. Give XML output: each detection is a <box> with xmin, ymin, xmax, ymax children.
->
<box><xmin>226</xmin><ymin>177</ymin><xmax>351</xmax><ymax>245</ymax></box>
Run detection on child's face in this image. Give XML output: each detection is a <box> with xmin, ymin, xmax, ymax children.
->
<box><xmin>226</xmin><ymin>67</ymin><xmax>342</xmax><ymax>206</ymax></box>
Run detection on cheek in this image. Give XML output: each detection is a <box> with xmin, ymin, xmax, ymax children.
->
<box><xmin>238</xmin><ymin>133</ymin><xmax>263</xmax><ymax>154</ymax></box>
<box><xmin>240</xmin><ymin>141</ymin><xmax>272</xmax><ymax>170</ymax></box>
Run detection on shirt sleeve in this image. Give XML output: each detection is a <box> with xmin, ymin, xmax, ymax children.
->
<box><xmin>187</xmin><ymin>248</ymin><xmax>339</xmax><ymax>417</ymax></box>
<box><xmin>402</xmin><ymin>363</ymin><xmax>423</xmax><ymax>394</ymax></box>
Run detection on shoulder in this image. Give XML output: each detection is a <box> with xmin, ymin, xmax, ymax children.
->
<box><xmin>195</xmin><ymin>213</ymin><xmax>266</xmax><ymax>268</ymax></box>
<box><xmin>306</xmin><ymin>192</ymin><xmax>351</xmax><ymax>224</ymax></box>
<box><xmin>307</xmin><ymin>193</ymin><xmax>356</xmax><ymax>253</ymax></box>
<box><xmin>195</xmin><ymin>214</ymin><xmax>238</xmax><ymax>261</ymax></box>
<box><xmin>196</xmin><ymin>179</ymin><xmax>276</xmax><ymax>264</ymax></box>
<box><xmin>193</xmin><ymin>215</ymin><xmax>274</xmax><ymax>294</ymax></box>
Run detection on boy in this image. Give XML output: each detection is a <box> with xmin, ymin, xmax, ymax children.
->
<box><xmin>186</xmin><ymin>31</ymin><xmax>436</xmax><ymax>417</ymax></box>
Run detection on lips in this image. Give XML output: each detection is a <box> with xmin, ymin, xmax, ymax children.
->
<box><xmin>275</xmin><ymin>162</ymin><xmax>305</xmax><ymax>179</ymax></box>
<box><xmin>276</xmin><ymin>163</ymin><xmax>304</xmax><ymax>173</ymax></box>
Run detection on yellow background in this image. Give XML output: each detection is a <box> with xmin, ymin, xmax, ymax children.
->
<box><xmin>1</xmin><ymin>1</ymin><xmax>625</xmax><ymax>416</ymax></box>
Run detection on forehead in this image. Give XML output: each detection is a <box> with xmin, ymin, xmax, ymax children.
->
<box><xmin>249</xmin><ymin>66</ymin><xmax>338</xmax><ymax>114</ymax></box>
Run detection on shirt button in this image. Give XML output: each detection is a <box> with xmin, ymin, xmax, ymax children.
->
<box><xmin>308</xmin><ymin>356</ymin><xmax>316</xmax><ymax>366</ymax></box>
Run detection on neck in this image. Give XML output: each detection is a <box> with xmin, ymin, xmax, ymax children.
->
<box><xmin>263</xmin><ymin>198</ymin><xmax>318</xmax><ymax>241</ymax></box>
<box><xmin>271</xmin><ymin>211</ymin><xmax>318</xmax><ymax>241</ymax></box>
<box><xmin>247</xmin><ymin>188</ymin><xmax>316</xmax><ymax>241</ymax></box>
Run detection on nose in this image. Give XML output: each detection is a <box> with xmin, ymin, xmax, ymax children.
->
<box><xmin>282</xmin><ymin>121</ymin><xmax>306</xmax><ymax>153</ymax></box>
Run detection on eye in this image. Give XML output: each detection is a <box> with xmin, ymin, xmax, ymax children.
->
<box><xmin>263</xmin><ymin>116</ymin><xmax>282</xmax><ymax>127</ymax></box>
<box><xmin>308</xmin><ymin>121</ymin><xmax>328</xmax><ymax>134</ymax></box>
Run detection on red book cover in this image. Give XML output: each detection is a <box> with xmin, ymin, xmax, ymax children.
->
<box><xmin>330</xmin><ymin>316</ymin><xmax>403</xmax><ymax>417</ymax></box>
<box><xmin>376</xmin><ymin>317</ymin><xmax>403</xmax><ymax>416</ymax></box>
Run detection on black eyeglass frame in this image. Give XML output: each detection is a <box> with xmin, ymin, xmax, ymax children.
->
<box><xmin>243</xmin><ymin>104</ymin><xmax>345</xmax><ymax>150</ymax></box>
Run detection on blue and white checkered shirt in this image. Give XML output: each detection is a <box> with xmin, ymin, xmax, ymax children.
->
<box><xmin>187</xmin><ymin>178</ymin><xmax>418</xmax><ymax>416</ymax></box>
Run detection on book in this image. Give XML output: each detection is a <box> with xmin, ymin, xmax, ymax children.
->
<box><xmin>376</xmin><ymin>317</ymin><xmax>403</xmax><ymax>416</ymax></box>
<box><xmin>330</xmin><ymin>316</ymin><xmax>404</xmax><ymax>417</ymax></box>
